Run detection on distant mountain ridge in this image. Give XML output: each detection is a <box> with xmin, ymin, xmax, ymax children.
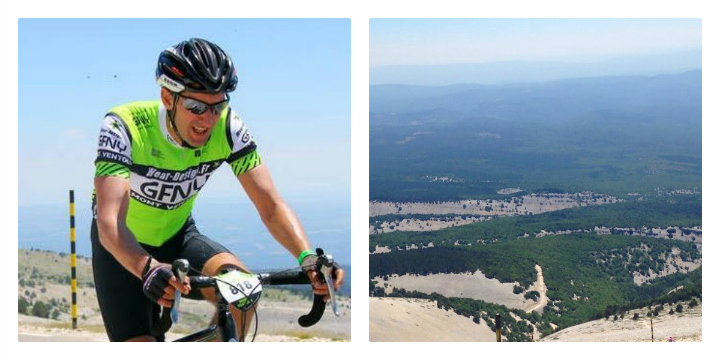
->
<box><xmin>370</xmin><ymin>69</ymin><xmax>701</xmax><ymax>122</ymax></box>
<box><xmin>370</xmin><ymin>49</ymin><xmax>701</xmax><ymax>86</ymax></box>
<box><xmin>369</xmin><ymin>69</ymin><xmax>701</xmax><ymax>202</ymax></box>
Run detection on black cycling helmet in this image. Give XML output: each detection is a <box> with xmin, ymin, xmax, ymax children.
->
<box><xmin>156</xmin><ymin>38</ymin><xmax>238</xmax><ymax>93</ymax></box>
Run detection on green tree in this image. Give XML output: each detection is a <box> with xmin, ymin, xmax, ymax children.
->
<box><xmin>18</xmin><ymin>297</ymin><xmax>30</xmax><ymax>314</ymax></box>
<box><xmin>688</xmin><ymin>298</ymin><xmax>698</xmax><ymax>308</ymax></box>
<box><xmin>32</xmin><ymin>301</ymin><xmax>50</xmax><ymax>318</ymax></box>
<box><xmin>676</xmin><ymin>304</ymin><xmax>683</xmax><ymax>313</ymax></box>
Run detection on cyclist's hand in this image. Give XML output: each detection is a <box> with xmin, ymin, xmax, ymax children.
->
<box><xmin>302</xmin><ymin>255</ymin><xmax>344</xmax><ymax>302</ymax></box>
<box><xmin>141</xmin><ymin>261</ymin><xmax>191</xmax><ymax>307</ymax></box>
<box><xmin>310</xmin><ymin>267</ymin><xmax>345</xmax><ymax>302</ymax></box>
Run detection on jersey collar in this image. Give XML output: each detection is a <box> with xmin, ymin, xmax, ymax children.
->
<box><xmin>158</xmin><ymin>102</ymin><xmax>184</xmax><ymax>148</ymax></box>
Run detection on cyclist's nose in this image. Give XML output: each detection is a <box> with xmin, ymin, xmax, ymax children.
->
<box><xmin>196</xmin><ymin>111</ymin><xmax>219</xmax><ymax>127</ymax></box>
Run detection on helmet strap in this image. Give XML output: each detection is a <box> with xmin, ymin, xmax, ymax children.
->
<box><xmin>167</xmin><ymin>93</ymin><xmax>199</xmax><ymax>149</ymax></box>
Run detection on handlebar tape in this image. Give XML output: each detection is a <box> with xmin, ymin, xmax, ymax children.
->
<box><xmin>259</xmin><ymin>271</ymin><xmax>310</xmax><ymax>285</ymax></box>
<box><xmin>298</xmin><ymin>295</ymin><xmax>326</xmax><ymax>327</ymax></box>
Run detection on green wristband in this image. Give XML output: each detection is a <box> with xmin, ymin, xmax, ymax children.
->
<box><xmin>297</xmin><ymin>250</ymin><xmax>316</xmax><ymax>265</ymax></box>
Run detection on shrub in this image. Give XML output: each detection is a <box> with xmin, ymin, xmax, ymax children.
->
<box><xmin>32</xmin><ymin>301</ymin><xmax>50</xmax><ymax>318</ymax></box>
<box><xmin>18</xmin><ymin>297</ymin><xmax>30</xmax><ymax>314</ymax></box>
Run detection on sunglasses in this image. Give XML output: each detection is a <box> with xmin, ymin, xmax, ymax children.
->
<box><xmin>178</xmin><ymin>94</ymin><xmax>230</xmax><ymax>116</ymax></box>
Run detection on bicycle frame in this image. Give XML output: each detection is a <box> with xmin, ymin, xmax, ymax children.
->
<box><xmin>174</xmin><ymin>296</ymin><xmax>241</xmax><ymax>342</ymax></box>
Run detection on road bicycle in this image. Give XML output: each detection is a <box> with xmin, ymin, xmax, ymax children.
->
<box><xmin>152</xmin><ymin>249</ymin><xmax>341</xmax><ymax>342</ymax></box>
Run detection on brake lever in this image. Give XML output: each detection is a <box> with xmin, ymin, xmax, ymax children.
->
<box><xmin>316</xmin><ymin>251</ymin><xmax>340</xmax><ymax>317</ymax></box>
<box><xmin>297</xmin><ymin>248</ymin><xmax>341</xmax><ymax>327</ymax></box>
<box><xmin>171</xmin><ymin>259</ymin><xmax>189</xmax><ymax>324</ymax></box>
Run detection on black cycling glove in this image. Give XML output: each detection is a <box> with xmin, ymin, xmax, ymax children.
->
<box><xmin>141</xmin><ymin>260</ymin><xmax>174</xmax><ymax>305</ymax></box>
<box><xmin>301</xmin><ymin>254</ymin><xmax>342</xmax><ymax>284</ymax></box>
<box><xmin>300</xmin><ymin>254</ymin><xmax>319</xmax><ymax>272</ymax></box>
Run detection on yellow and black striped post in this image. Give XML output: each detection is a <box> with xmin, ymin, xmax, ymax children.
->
<box><xmin>495</xmin><ymin>313</ymin><xmax>501</xmax><ymax>342</ymax></box>
<box><xmin>69</xmin><ymin>190</ymin><xmax>77</xmax><ymax>330</ymax></box>
<box><xmin>650</xmin><ymin>313</ymin><xmax>654</xmax><ymax>342</ymax></box>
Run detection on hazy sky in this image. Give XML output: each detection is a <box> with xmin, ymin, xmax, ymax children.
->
<box><xmin>370</xmin><ymin>19</ymin><xmax>701</xmax><ymax>67</ymax></box>
<box><xmin>19</xmin><ymin>19</ymin><xmax>350</xmax><ymax>206</ymax></box>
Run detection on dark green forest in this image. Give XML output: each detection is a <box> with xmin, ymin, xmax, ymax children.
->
<box><xmin>370</xmin><ymin>195</ymin><xmax>701</xmax><ymax>251</ymax></box>
<box><xmin>370</xmin><ymin>233</ymin><xmax>700</xmax><ymax>330</ymax></box>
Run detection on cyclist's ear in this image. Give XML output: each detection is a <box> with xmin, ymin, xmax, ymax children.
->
<box><xmin>161</xmin><ymin>88</ymin><xmax>175</xmax><ymax>108</ymax></box>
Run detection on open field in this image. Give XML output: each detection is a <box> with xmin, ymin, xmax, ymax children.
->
<box><xmin>370</xmin><ymin>215</ymin><xmax>486</xmax><ymax>234</ymax></box>
<box><xmin>540</xmin><ymin>299</ymin><xmax>701</xmax><ymax>342</ymax></box>
<box><xmin>369</xmin><ymin>297</ymin><xmax>497</xmax><ymax>342</ymax></box>
<box><xmin>373</xmin><ymin>265</ymin><xmax>547</xmax><ymax>313</ymax></box>
<box><xmin>370</xmin><ymin>192</ymin><xmax>620</xmax><ymax>218</ymax></box>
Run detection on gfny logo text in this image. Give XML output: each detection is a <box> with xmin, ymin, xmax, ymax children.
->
<box><xmin>135</xmin><ymin>174</ymin><xmax>211</xmax><ymax>207</ymax></box>
<box><xmin>99</xmin><ymin>134</ymin><xmax>128</xmax><ymax>153</ymax></box>
<box><xmin>132</xmin><ymin>163</ymin><xmax>220</xmax><ymax>207</ymax></box>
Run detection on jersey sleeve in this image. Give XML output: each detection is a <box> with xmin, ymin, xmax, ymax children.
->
<box><xmin>95</xmin><ymin>114</ymin><xmax>132</xmax><ymax>178</ymax></box>
<box><xmin>225</xmin><ymin>109</ymin><xmax>261</xmax><ymax>176</ymax></box>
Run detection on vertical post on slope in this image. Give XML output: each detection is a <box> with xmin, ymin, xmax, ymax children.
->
<box><xmin>530</xmin><ymin>324</ymin><xmax>535</xmax><ymax>342</ymax></box>
<box><xmin>495</xmin><ymin>313</ymin><xmax>501</xmax><ymax>342</ymax></box>
<box><xmin>69</xmin><ymin>190</ymin><xmax>77</xmax><ymax>330</ymax></box>
<box><xmin>650</xmin><ymin>313</ymin><xmax>654</xmax><ymax>342</ymax></box>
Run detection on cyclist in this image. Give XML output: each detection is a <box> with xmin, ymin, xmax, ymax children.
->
<box><xmin>91</xmin><ymin>38</ymin><xmax>344</xmax><ymax>342</ymax></box>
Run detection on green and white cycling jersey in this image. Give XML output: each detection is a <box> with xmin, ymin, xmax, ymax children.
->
<box><xmin>93</xmin><ymin>100</ymin><xmax>261</xmax><ymax>246</ymax></box>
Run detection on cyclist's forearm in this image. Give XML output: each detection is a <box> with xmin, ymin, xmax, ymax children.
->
<box><xmin>96</xmin><ymin>216</ymin><xmax>151</xmax><ymax>279</ymax></box>
<box><xmin>261</xmin><ymin>200</ymin><xmax>311</xmax><ymax>258</ymax></box>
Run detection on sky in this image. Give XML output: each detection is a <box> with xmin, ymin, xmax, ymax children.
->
<box><xmin>19</xmin><ymin>19</ymin><xmax>350</xmax><ymax>207</ymax></box>
<box><xmin>370</xmin><ymin>19</ymin><xmax>702</xmax><ymax>67</ymax></box>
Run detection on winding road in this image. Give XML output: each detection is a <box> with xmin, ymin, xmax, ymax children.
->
<box><xmin>526</xmin><ymin>264</ymin><xmax>548</xmax><ymax>313</ymax></box>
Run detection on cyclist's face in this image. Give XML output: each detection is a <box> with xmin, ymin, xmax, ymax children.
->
<box><xmin>165</xmin><ymin>90</ymin><xmax>227</xmax><ymax>147</ymax></box>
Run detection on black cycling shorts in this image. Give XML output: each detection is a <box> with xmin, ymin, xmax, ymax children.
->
<box><xmin>91</xmin><ymin>216</ymin><xmax>232</xmax><ymax>342</ymax></box>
